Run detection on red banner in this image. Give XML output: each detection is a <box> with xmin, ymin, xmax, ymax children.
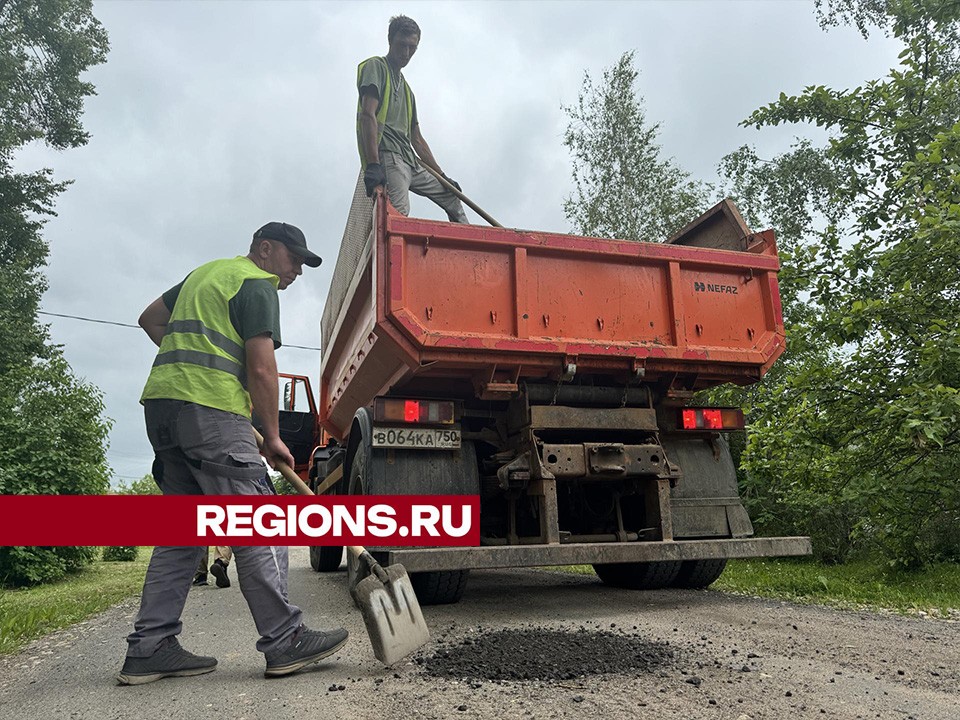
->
<box><xmin>0</xmin><ymin>495</ymin><xmax>480</xmax><ymax>546</ymax></box>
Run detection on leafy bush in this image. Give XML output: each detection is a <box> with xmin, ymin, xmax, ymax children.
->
<box><xmin>102</xmin><ymin>546</ymin><xmax>139</xmax><ymax>562</ymax></box>
<box><xmin>0</xmin><ymin>546</ymin><xmax>99</xmax><ymax>587</ymax></box>
<box><xmin>0</xmin><ymin>358</ymin><xmax>112</xmax><ymax>587</ymax></box>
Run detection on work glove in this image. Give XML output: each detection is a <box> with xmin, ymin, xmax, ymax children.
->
<box><xmin>364</xmin><ymin>163</ymin><xmax>387</xmax><ymax>197</ymax></box>
<box><xmin>442</xmin><ymin>174</ymin><xmax>462</xmax><ymax>193</ymax></box>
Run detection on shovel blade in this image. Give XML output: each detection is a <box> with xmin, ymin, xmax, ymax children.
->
<box><xmin>353</xmin><ymin>563</ymin><xmax>430</xmax><ymax>666</ymax></box>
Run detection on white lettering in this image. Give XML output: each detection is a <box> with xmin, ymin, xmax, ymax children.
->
<box><xmin>333</xmin><ymin>504</ymin><xmax>365</xmax><ymax>536</ymax></box>
<box><xmin>253</xmin><ymin>504</ymin><xmax>285</xmax><ymax>537</ymax></box>
<box><xmin>367</xmin><ymin>504</ymin><xmax>398</xmax><ymax>537</ymax></box>
<box><xmin>411</xmin><ymin>505</ymin><xmax>441</xmax><ymax>537</ymax></box>
<box><xmin>197</xmin><ymin>506</ymin><xmax>226</xmax><ymax>537</ymax></box>
<box><xmin>194</xmin><ymin>501</ymin><xmax>467</xmax><ymax>542</ymax></box>
<box><xmin>442</xmin><ymin>504</ymin><xmax>472</xmax><ymax>538</ymax></box>
<box><xmin>227</xmin><ymin>504</ymin><xmax>253</xmax><ymax>536</ymax></box>
<box><xmin>299</xmin><ymin>505</ymin><xmax>331</xmax><ymax>537</ymax></box>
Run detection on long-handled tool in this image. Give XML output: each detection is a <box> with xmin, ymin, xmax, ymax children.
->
<box><xmin>416</xmin><ymin>160</ymin><xmax>503</xmax><ymax>228</ymax></box>
<box><xmin>253</xmin><ymin>429</ymin><xmax>430</xmax><ymax>666</ymax></box>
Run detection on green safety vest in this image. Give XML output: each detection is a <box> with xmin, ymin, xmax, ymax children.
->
<box><xmin>140</xmin><ymin>256</ymin><xmax>279</xmax><ymax>418</ymax></box>
<box><xmin>356</xmin><ymin>56</ymin><xmax>414</xmax><ymax>166</ymax></box>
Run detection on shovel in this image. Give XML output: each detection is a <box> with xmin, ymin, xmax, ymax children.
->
<box><xmin>416</xmin><ymin>159</ymin><xmax>503</xmax><ymax>228</ymax></box>
<box><xmin>253</xmin><ymin>429</ymin><xmax>430</xmax><ymax>666</ymax></box>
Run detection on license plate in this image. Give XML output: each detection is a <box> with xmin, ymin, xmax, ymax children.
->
<box><xmin>371</xmin><ymin>426</ymin><xmax>461</xmax><ymax>449</ymax></box>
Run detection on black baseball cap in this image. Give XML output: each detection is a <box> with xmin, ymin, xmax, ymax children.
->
<box><xmin>253</xmin><ymin>222</ymin><xmax>322</xmax><ymax>267</ymax></box>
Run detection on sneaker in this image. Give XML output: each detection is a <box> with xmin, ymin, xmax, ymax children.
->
<box><xmin>264</xmin><ymin>625</ymin><xmax>349</xmax><ymax>678</ymax></box>
<box><xmin>117</xmin><ymin>636</ymin><xmax>217</xmax><ymax>685</ymax></box>
<box><xmin>192</xmin><ymin>573</ymin><xmax>208</xmax><ymax>586</ymax></box>
<box><xmin>210</xmin><ymin>559</ymin><xmax>231</xmax><ymax>588</ymax></box>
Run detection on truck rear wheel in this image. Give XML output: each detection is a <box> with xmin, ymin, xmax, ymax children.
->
<box><xmin>410</xmin><ymin>568</ymin><xmax>469</xmax><ymax>605</ymax></box>
<box><xmin>309</xmin><ymin>455</ymin><xmax>343</xmax><ymax>572</ymax></box>
<box><xmin>348</xmin><ymin>436</ymin><xmax>469</xmax><ymax>606</ymax></box>
<box><xmin>309</xmin><ymin>546</ymin><xmax>344</xmax><ymax>573</ymax></box>
<box><xmin>673</xmin><ymin>559</ymin><xmax>727</xmax><ymax>588</ymax></box>
<box><xmin>592</xmin><ymin>560</ymin><xmax>681</xmax><ymax>589</ymax></box>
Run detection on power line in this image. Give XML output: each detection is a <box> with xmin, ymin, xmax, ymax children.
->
<box><xmin>38</xmin><ymin>310</ymin><xmax>322</xmax><ymax>351</ymax></box>
<box><xmin>40</xmin><ymin>310</ymin><xmax>138</xmax><ymax>329</ymax></box>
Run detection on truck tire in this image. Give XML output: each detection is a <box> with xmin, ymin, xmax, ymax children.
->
<box><xmin>309</xmin><ymin>546</ymin><xmax>344</xmax><ymax>573</ymax></box>
<box><xmin>348</xmin><ymin>435</ymin><xmax>469</xmax><ymax>606</ymax></box>
<box><xmin>410</xmin><ymin>568</ymin><xmax>470</xmax><ymax>605</ymax></box>
<box><xmin>308</xmin><ymin>468</ymin><xmax>343</xmax><ymax>572</ymax></box>
<box><xmin>592</xmin><ymin>561</ymin><xmax>681</xmax><ymax>589</ymax></box>
<box><xmin>673</xmin><ymin>559</ymin><xmax>727</xmax><ymax>588</ymax></box>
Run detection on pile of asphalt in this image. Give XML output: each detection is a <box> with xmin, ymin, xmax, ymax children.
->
<box><xmin>418</xmin><ymin>626</ymin><xmax>675</xmax><ymax>682</ymax></box>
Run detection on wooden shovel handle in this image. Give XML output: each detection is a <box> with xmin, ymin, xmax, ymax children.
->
<box><xmin>416</xmin><ymin>161</ymin><xmax>503</xmax><ymax>228</ymax></box>
<box><xmin>252</xmin><ymin>428</ymin><xmax>314</xmax><ymax>496</ymax></box>
<box><xmin>252</xmin><ymin>429</ymin><xmax>378</xmax><ymax>570</ymax></box>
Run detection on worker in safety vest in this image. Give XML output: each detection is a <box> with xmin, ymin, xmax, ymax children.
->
<box><xmin>118</xmin><ymin>222</ymin><xmax>348</xmax><ymax>685</ymax></box>
<box><xmin>357</xmin><ymin>14</ymin><xmax>468</xmax><ymax>222</ymax></box>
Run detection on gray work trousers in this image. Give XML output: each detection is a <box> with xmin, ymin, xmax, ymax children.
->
<box><xmin>125</xmin><ymin>399</ymin><xmax>303</xmax><ymax>658</ymax></box>
<box><xmin>382</xmin><ymin>151</ymin><xmax>468</xmax><ymax>223</ymax></box>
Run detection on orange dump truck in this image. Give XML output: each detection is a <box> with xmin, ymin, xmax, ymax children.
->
<box><xmin>281</xmin><ymin>189</ymin><xmax>810</xmax><ymax>604</ymax></box>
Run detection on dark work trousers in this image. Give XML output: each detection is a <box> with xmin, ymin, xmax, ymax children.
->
<box><xmin>125</xmin><ymin>399</ymin><xmax>303</xmax><ymax>658</ymax></box>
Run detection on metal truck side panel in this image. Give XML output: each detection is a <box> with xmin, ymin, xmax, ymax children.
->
<box><xmin>320</xmin><ymin>197</ymin><xmax>786</xmax><ymax>437</ymax></box>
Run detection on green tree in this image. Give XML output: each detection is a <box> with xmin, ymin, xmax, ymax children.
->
<box><xmin>562</xmin><ymin>51</ymin><xmax>710</xmax><ymax>242</ymax></box>
<box><xmin>0</xmin><ymin>0</ymin><xmax>112</xmax><ymax>586</ymax></box>
<box><xmin>718</xmin><ymin>0</ymin><xmax>960</xmax><ymax>567</ymax></box>
<box><xmin>115</xmin><ymin>474</ymin><xmax>159</xmax><ymax>495</ymax></box>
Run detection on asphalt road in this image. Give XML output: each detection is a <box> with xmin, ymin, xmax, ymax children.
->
<box><xmin>1</xmin><ymin>547</ymin><xmax>957</xmax><ymax>720</ymax></box>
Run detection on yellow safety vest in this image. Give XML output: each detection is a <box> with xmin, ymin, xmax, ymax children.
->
<box><xmin>356</xmin><ymin>56</ymin><xmax>414</xmax><ymax>166</ymax></box>
<box><xmin>140</xmin><ymin>256</ymin><xmax>279</xmax><ymax>417</ymax></box>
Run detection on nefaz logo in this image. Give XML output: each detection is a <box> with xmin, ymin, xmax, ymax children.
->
<box><xmin>694</xmin><ymin>280</ymin><xmax>738</xmax><ymax>295</ymax></box>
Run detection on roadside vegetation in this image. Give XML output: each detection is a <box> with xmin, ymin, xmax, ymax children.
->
<box><xmin>559</xmin><ymin>558</ymin><xmax>960</xmax><ymax>618</ymax></box>
<box><xmin>0</xmin><ymin>550</ymin><xmax>150</xmax><ymax>655</ymax></box>
<box><xmin>566</xmin><ymin>0</ymin><xmax>960</xmax><ymax>571</ymax></box>
<box><xmin>713</xmin><ymin>558</ymin><xmax>960</xmax><ymax>617</ymax></box>
<box><xmin>0</xmin><ymin>0</ymin><xmax>113</xmax><ymax>587</ymax></box>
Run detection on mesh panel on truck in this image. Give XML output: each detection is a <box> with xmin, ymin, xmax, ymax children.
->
<box><xmin>321</xmin><ymin>172</ymin><xmax>375</xmax><ymax>358</ymax></box>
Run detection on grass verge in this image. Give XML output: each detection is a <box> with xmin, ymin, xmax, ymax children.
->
<box><xmin>556</xmin><ymin>557</ymin><xmax>960</xmax><ymax>618</ymax></box>
<box><xmin>714</xmin><ymin>557</ymin><xmax>960</xmax><ymax>617</ymax></box>
<box><xmin>0</xmin><ymin>549</ymin><xmax>151</xmax><ymax>655</ymax></box>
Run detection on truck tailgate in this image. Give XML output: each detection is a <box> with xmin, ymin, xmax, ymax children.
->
<box><xmin>320</xmin><ymin>196</ymin><xmax>784</xmax><ymax>438</ymax></box>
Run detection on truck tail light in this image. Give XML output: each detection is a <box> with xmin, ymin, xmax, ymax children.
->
<box><xmin>374</xmin><ymin>398</ymin><xmax>455</xmax><ymax>424</ymax></box>
<box><xmin>679</xmin><ymin>407</ymin><xmax>744</xmax><ymax>431</ymax></box>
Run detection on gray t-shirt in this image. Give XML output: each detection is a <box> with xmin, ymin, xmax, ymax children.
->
<box><xmin>358</xmin><ymin>56</ymin><xmax>419</xmax><ymax>168</ymax></box>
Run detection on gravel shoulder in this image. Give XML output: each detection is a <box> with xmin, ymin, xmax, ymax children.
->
<box><xmin>1</xmin><ymin>547</ymin><xmax>957</xmax><ymax>720</ymax></box>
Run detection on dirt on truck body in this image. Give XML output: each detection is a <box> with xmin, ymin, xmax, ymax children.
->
<box><xmin>279</xmin><ymin>184</ymin><xmax>810</xmax><ymax>605</ymax></box>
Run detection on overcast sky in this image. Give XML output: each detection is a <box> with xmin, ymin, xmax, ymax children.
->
<box><xmin>15</xmin><ymin>0</ymin><xmax>901</xmax><ymax>485</ymax></box>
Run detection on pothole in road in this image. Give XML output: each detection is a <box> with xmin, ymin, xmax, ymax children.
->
<box><xmin>418</xmin><ymin>626</ymin><xmax>675</xmax><ymax>682</ymax></box>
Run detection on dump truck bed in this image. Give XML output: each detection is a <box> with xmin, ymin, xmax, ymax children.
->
<box><xmin>320</xmin><ymin>192</ymin><xmax>784</xmax><ymax>439</ymax></box>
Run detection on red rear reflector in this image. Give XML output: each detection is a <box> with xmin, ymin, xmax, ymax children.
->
<box><xmin>677</xmin><ymin>407</ymin><xmax>745</xmax><ymax>431</ymax></box>
<box><xmin>703</xmin><ymin>409</ymin><xmax>723</xmax><ymax>429</ymax></box>
<box><xmin>404</xmin><ymin>400</ymin><xmax>420</xmax><ymax>422</ymax></box>
<box><xmin>373</xmin><ymin>398</ymin><xmax>456</xmax><ymax>424</ymax></box>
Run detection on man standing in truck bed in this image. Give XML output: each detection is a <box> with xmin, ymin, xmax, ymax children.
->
<box><xmin>357</xmin><ymin>15</ymin><xmax>468</xmax><ymax>223</ymax></box>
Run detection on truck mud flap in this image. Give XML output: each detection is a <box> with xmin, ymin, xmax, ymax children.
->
<box><xmin>384</xmin><ymin>536</ymin><xmax>811</xmax><ymax>573</ymax></box>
